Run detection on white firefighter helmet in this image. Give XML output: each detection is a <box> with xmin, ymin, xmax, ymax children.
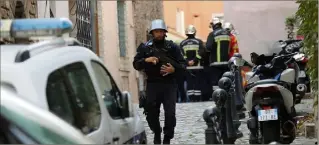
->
<box><xmin>210</xmin><ymin>17</ymin><xmax>222</xmax><ymax>25</ymax></box>
<box><xmin>224</xmin><ymin>22</ymin><xmax>234</xmax><ymax>31</ymax></box>
<box><xmin>185</xmin><ymin>25</ymin><xmax>196</xmax><ymax>35</ymax></box>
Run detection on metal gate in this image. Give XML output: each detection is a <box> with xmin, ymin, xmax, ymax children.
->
<box><xmin>75</xmin><ymin>0</ymin><xmax>92</xmax><ymax>50</ymax></box>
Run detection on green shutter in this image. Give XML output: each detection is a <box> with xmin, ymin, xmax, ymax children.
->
<box><xmin>117</xmin><ymin>1</ymin><xmax>126</xmax><ymax>57</ymax></box>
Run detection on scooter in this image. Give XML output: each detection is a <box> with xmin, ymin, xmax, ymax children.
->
<box><xmin>245</xmin><ymin>52</ymin><xmax>305</xmax><ymax>104</ymax></box>
<box><xmin>244</xmin><ymin>53</ymin><xmax>297</xmax><ymax>144</ymax></box>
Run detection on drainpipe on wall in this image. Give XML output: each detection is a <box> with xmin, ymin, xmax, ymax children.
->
<box><xmin>90</xmin><ymin>0</ymin><xmax>98</xmax><ymax>54</ymax></box>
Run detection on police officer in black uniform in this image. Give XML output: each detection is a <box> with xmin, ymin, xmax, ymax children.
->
<box><xmin>180</xmin><ymin>25</ymin><xmax>205</xmax><ymax>101</ymax></box>
<box><xmin>206</xmin><ymin>17</ymin><xmax>231</xmax><ymax>91</ymax></box>
<box><xmin>133</xmin><ymin>19</ymin><xmax>186</xmax><ymax>144</ymax></box>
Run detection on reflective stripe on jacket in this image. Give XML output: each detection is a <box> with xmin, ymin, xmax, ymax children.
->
<box><xmin>206</xmin><ymin>27</ymin><xmax>231</xmax><ymax>63</ymax></box>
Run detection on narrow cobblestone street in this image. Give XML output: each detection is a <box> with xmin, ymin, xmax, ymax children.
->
<box><xmin>137</xmin><ymin>99</ymin><xmax>317</xmax><ymax>144</ymax></box>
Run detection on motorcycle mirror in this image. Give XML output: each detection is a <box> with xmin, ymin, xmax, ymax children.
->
<box><xmin>276</xmin><ymin>40</ymin><xmax>287</xmax><ymax>48</ymax></box>
<box><xmin>293</xmin><ymin>53</ymin><xmax>305</xmax><ymax>61</ymax></box>
<box><xmin>233</xmin><ymin>57</ymin><xmax>245</xmax><ymax>67</ymax></box>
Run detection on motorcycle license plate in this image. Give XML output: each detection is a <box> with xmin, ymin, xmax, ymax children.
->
<box><xmin>257</xmin><ymin>109</ymin><xmax>278</xmax><ymax>121</ymax></box>
<box><xmin>299</xmin><ymin>71</ymin><xmax>306</xmax><ymax>78</ymax></box>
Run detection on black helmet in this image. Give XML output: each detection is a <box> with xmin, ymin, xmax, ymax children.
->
<box><xmin>212</xmin><ymin>88</ymin><xmax>228</xmax><ymax>106</ymax></box>
<box><xmin>218</xmin><ymin>77</ymin><xmax>232</xmax><ymax>91</ymax></box>
<box><xmin>222</xmin><ymin>71</ymin><xmax>234</xmax><ymax>81</ymax></box>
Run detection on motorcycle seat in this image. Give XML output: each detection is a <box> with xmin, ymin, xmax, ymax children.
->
<box><xmin>245</xmin><ymin>79</ymin><xmax>288</xmax><ymax>91</ymax></box>
<box><xmin>255</xmin><ymin>79</ymin><xmax>278</xmax><ymax>84</ymax></box>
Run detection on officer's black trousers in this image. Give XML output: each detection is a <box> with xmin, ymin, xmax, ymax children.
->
<box><xmin>145</xmin><ymin>82</ymin><xmax>177</xmax><ymax>139</ymax></box>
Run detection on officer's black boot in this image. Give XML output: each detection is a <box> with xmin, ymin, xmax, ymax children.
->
<box><xmin>163</xmin><ymin>135</ymin><xmax>171</xmax><ymax>144</ymax></box>
<box><xmin>189</xmin><ymin>95</ymin><xmax>194</xmax><ymax>102</ymax></box>
<box><xmin>153</xmin><ymin>132</ymin><xmax>161</xmax><ymax>144</ymax></box>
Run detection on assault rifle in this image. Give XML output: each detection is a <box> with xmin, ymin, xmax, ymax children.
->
<box><xmin>144</xmin><ymin>42</ymin><xmax>195</xmax><ymax>77</ymax></box>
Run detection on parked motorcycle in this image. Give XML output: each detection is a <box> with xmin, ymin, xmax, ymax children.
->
<box><xmin>243</xmin><ymin>53</ymin><xmax>297</xmax><ymax>144</ymax></box>
<box><xmin>277</xmin><ymin>40</ymin><xmax>310</xmax><ymax>103</ymax></box>
<box><xmin>246</xmin><ymin>51</ymin><xmax>306</xmax><ymax>104</ymax></box>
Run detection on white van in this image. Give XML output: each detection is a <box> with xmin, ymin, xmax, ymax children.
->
<box><xmin>0</xmin><ymin>18</ymin><xmax>147</xmax><ymax>144</ymax></box>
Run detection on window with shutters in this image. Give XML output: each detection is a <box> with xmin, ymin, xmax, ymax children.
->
<box><xmin>76</xmin><ymin>0</ymin><xmax>93</xmax><ymax>51</ymax></box>
<box><xmin>117</xmin><ymin>1</ymin><xmax>126</xmax><ymax>57</ymax></box>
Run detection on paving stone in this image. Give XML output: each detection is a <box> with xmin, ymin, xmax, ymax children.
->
<box><xmin>137</xmin><ymin>100</ymin><xmax>317</xmax><ymax>144</ymax></box>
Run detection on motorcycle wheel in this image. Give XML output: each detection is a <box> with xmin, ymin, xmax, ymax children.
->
<box><xmin>261</xmin><ymin>120</ymin><xmax>281</xmax><ymax>144</ymax></box>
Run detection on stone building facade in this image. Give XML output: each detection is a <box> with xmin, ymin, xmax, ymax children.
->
<box><xmin>0</xmin><ymin>0</ymin><xmax>37</xmax><ymax>19</ymax></box>
<box><xmin>0</xmin><ymin>0</ymin><xmax>37</xmax><ymax>43</ymax></box>
<box><xmin>132</xmin><ymin>1</ymin><xmax>164</xmax><ymax>94</ymax></box>
<box><xmin>133</xmin><ymin>1</ymin><xmax>163</xmax><ymax>46</ymax></box>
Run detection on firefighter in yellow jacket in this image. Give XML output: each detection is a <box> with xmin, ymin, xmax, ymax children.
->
<box><xmin>180</xmin><ymin>25</ymin><xmax>205</xmax><ymax>101</ymax></box>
